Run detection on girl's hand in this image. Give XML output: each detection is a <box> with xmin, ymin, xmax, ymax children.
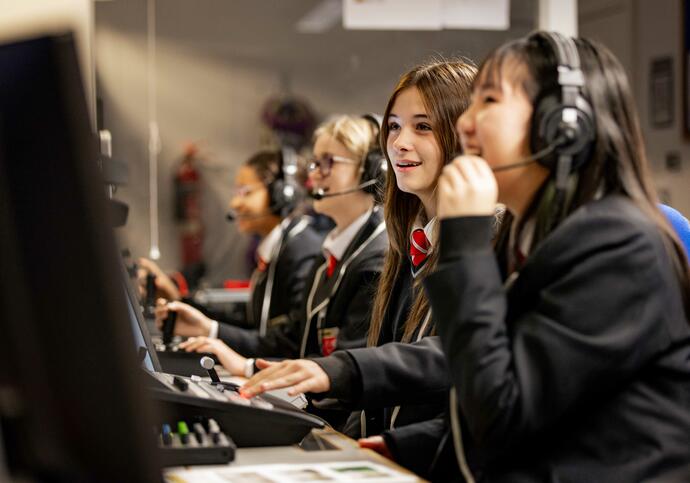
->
<box><xmin>154</xmin><ymin>300</ymin><xmax>212</xmax><ymax>337</ymax></box>
<box><xmin>438</xmin><ymin>155</ymin><xmax>498</xmax><ymax>219</ymax></box>
<box><xmin>240</xmin><ymin>359</ymin><xmax>330</xmax><ymax>398</ymax></box>
<box><xmin>137</xmin><ymin>257</ymin><xmax>181</xmax><ymax>301</ymax></box>
<box><xmin>178</xmin><ymin>337</ymin><xmax>246</xmax><ymax>375</ymax></box>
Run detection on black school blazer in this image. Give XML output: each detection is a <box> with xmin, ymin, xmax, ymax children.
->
<box><xmin>217</xmin><ymin>215</ymin><xmax>323</xmax><ymax>353</ymax></box>
<box><xmin>297</xmin><ymin>208</ymin><xmax>387</xmax><ymax>358</ymax></box>
<box><xmin>425</xmin><ymin>194</ymin><xmax>690</xmax><ymax>482</ymax></box>
<box><xmin>218</xmin><ymin>210</ymin><xmax>386</xmax><ymax>359</ymax></box>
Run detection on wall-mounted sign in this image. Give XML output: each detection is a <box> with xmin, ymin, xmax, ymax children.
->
<box><xmin>650</xmin><ymin>56</ymin><xmax>674</xmax><ymax>129</ymax></box>
<box><xmin>343</xmin><ymin>0</ymin><xmax>510</xmax><ymax>31</ymax></box>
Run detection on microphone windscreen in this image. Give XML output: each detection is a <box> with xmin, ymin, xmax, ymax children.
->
<box><xmin>309</xmin><ymin>189</ymin><xmax>325</xmax><ymax>200</ymax></box>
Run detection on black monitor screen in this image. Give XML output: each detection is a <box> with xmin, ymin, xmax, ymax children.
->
<box><xmin>121</xmin><ymin>263</ymin><xmax>161</xmax><ymax>373</ymax></box>
<box><xmin>0</xmin><ymin>33</ymin><xmax>161</xmax><ymax>482</ymax></box>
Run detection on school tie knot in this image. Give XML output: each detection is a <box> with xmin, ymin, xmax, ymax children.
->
<box><xmin>256</xmin><ymin>256</ymin><xmax>268</xmax><ymax>272</ymax></box>
<box><xmin>409</xmin><ymin>228</ymin><xmax>430</xmax><ymax>267</ymax></box>
<box><xmin>326</xmin><ymin>252</ymin><xmax>338</xmax><ymax>278</ymax></box>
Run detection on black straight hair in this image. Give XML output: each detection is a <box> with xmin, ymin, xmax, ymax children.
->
<box><xmin>478</xmin><ymin>32</ymin><xmax>690</xmax><ymax>317</ymax></box>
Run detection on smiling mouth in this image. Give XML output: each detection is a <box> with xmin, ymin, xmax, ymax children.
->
<box><xmin>396</xmin><ymin>161</ymin><xmax>422</xmax><ymax>168</ymax></box>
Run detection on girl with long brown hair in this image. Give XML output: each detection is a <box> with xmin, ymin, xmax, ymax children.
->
<box><xmin>366</xmin><ymin>60</ymin><xmax>475</xmax><ymax>348</ymax></box>
<box><xmin>241</xmin><ymin>59</ymin><xmax>476</xmax><ymax>443</ymax></box>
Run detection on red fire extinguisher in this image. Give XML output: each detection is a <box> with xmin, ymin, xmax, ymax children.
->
<box><xmin>174</xmin><ymin>143</ymin><xmax>203</xmax><ymax>268</ymax></box>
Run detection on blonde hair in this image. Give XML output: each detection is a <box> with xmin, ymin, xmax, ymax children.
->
<box><xmin>314</xmin><ymin>115</ymin><xmax>379</xmax><ymax>166</ymax></box>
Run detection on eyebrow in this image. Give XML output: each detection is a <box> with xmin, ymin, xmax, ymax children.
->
<box><xmin>388</xmin><ymin>113</ymin><xmax>430</xmax><ymax>119</ymax></box>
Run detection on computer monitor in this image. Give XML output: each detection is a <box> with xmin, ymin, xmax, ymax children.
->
<box><xmin>0</xmin><ymin>33</ymin><xmax>161</xmax><ymax>482</ymax></box>
<box><xmin>121</xmin><ymin>262</ymin><xmax>162</xmax><ymax>373</ymax></box>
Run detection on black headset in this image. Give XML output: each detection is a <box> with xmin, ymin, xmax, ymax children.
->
<box><xmin>267</xmin><ymin>147</ymin><xmax>302</xmax><ymax>217</ymax></box>
<box><xmin>529</xmin><ymin>31</ymin><xmax>596</xmax><ymax>184</ymax></box>
<box><xmin>360</xmin><ymin>113</ymin><xmax>387</xmax><ymax>197</ymax></box>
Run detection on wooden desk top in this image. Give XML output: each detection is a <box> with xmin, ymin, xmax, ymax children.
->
<box><xmin>165</xmin><ymin>428</ymin><xmax>427</xmax><ymax>482</ymax></box>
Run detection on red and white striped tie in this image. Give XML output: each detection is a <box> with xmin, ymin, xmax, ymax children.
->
<box><xmin>409</xmin><ymin>229</ymin><xmax>430</xmax><ymax>267</ymax></box>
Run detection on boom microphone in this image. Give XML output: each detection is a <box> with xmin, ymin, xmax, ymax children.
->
<box><xmin>225</xmin><ymin>210</ymin><xmax>273</xmax><ymax>222</ymax></box>
<box><xmin>490</xmin><ymin>142</ymin><xmax>558</xmax><ymax>172</ymax></box>
<box><xmin>491</xmin><ymin>157</ymin><xmax>542</xmax><ymax>172</ymax></box>
<box><xmin>452</xmin><ymin>136</ymin><xmax>565</xmax><ymax>172</ymax></box>
<box><xmin>491</xmin><ymin>133</ymin><xmax>574</xmax><ymax>173</ymax></box>
<box><xmin>309</xmin><ymin>179</ymin><xmax>378</xmax><ymax>200</ymax></box>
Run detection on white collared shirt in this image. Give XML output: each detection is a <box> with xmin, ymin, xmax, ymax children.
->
<box><xmin>322</xmin><ymin>208</ymin><xmax>373</xmax><ymax>261</ymax></box>
<box><xmin>256</xmin><ymin>218</ymin><xmax>289</xmax><ymax>264</ymax></box>
<box><xmin>209</xmin><ymin>218</ymin><xmax>288</xmax><ymax>340</ymax></box>
<box><xmin>411</xmin><ymin>216</ymin><xmax>437</xmax><ymax>246</ymax></box>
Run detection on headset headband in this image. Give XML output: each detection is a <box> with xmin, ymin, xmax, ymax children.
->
<box><xmin>538</xmin><ymin>32</ymin><xmax>585</xmax><ymax>112</ymax></box>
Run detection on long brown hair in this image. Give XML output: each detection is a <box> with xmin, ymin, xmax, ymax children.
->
<box><xmin>483</xmin><ymin>32</ymin><xmax>690</xmax><ymax>316</ymax></box>
<box><xmin>367</xmin><ymin>60</ymin><xmax>477</xmax><ymax>346</ymax></box>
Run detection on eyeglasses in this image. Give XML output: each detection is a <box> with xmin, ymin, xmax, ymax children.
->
<box><xmin>307</xmin><ymin>154</ymin><xmax>359</xmax><ymax>177</ymax></box>
<box><xmin>231</xmin><ymin>183</ymin><xmax>265</xmax><ymax>198</ymax></box>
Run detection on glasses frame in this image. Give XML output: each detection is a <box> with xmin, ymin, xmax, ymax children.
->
<box><xmin>307</xmin><ymin>154</ymin><xmax>359</xmax><ymax>177</ymax></box>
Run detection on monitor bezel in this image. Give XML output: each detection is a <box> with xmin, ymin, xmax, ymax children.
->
<box><xmin>120</xmin><ymin>260</ymin><xmax>163</xmax><ymax>372</ymax></box>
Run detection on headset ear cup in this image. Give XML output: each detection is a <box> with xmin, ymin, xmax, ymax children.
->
<box><xmin>360</xmin><ymin>148</ymin><xmax>385</xmax><ymax>196</ymax></box>
<box><xmin>565</xmin><ymin>96</ymin><xmax>596</xmax><ymax>171</ymax></box>
<box><xmin>268</xmin><ymin>178</ymin><xmax>298</xmax><ymax>216</ymax></box>
<box><xmin>268</xmin><ymin>147</ymin><xmax>305</xmax><ymax>217</ymax></box>
<box><xmin>267</xmin><ymin>178</ymin><xmax>284</xmax><ymax>215</ymax></box>
<box><xmin>359</xmin><ymin>113</ymin><xmax>386</xmax><ymax>200</ymax></box>
<box><xmin>531</xmin><ymin>93</ymin><xmax>560</xmax><ymax>170</ymax></box>
<box><xmin>531</xmin><ymin>93</ymin><xmax>595</xmax><ymax>172</ymax></box>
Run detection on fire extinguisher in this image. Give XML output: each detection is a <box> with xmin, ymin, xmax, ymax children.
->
<box><xmin>174</xmin><ymin>143</ymin><xmax>203</xmax><ymax>268</ymax></box>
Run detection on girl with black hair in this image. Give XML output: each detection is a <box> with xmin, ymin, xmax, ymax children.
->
<box><xmin>153</xmin><ymin>150</ymin><xmax>324</xmax><ymax>344</ymax></box>
<box><xmin>427</xmin><ymin>31</ymin><xmax>690</xmax><ymax>481</ymax></box>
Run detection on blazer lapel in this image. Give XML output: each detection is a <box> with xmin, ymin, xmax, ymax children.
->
<box><xmin>247</xmin><ymin>268</ymin><xmax>267</xmax><ymax>327</ymax></box>
<box><xmin>338</xmin><ymin>208</ymin><xmax>382</xmax><ymax>264</ymax></box>
<box><xmin>308</xmin><ymin>257</ymin><xmax>336</xmax><ymax>317</ymax></box>
<box><xmin>307</xmin><ymin>209</ymin><xmax>383</xmax><ymax>319</ymax></box>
